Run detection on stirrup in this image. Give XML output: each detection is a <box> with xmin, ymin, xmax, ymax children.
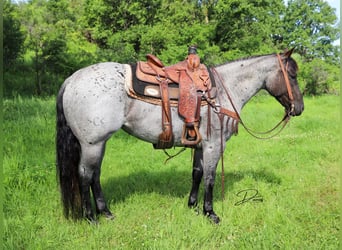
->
<box><xmin>181</xmin><ymin>124</ymin><xmax>201</xmax><ymax>146</ymax></box>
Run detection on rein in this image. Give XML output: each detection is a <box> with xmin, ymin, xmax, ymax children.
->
<box><xmin>208</xmin><ymin>53</ymin><xmax>295</xmax><ymax>200</ymax></box>
<box><xmin>211</xmin><ymin>53</ymin><xmax>294</xmax><ymax>140</ymax></box>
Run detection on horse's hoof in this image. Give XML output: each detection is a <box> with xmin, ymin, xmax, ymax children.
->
<box><xmin>102</xmin><ymin>210</ymin><xmax>115</xmax><ymax>220</ymax></box>
<box><xmin>205</xmin><ymin>211</ymin><xmax>220</xmax><ymax>224</ymax></box>
<box><xmin>85</xmin><ymin>215</ymin><xmax>98</xmax><ymax>225</ymax></box>
<box><xmin>96</xmin><ymin>207</ymin><xmax>115</xmax><ymax>220</ymax></box>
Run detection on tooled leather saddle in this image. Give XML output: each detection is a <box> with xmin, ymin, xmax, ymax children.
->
<box><xmin>132</xmin><ymin>46</ymin><xmax>215</xmax><ymax>149</ymax></box>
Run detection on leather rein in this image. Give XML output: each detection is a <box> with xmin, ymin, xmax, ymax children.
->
<box><xmin>210</xmin><ymin>53</ymin><xmax>295</xmax><ymax>140</ymax></box>
<box><xmin>207</xmin><ymin>53</ymin><xmax>295</xmax><ymax>201</ymax></box>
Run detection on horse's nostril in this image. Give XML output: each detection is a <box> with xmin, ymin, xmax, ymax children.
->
<box><xmin>296</xmin><ymin>104</ymin><xmax>304</xmax><ymax>115</ymax></box>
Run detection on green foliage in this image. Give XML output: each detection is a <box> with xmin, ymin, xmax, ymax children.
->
<box><xmin>299</xmin><ymin>58</ymin><xmax>340</xmax><ymax>95</ymax></box>
<box><xmin>3</xmin><ymin>95</ymin><xmax>340</xmax><ymax>249</ymax></box>
<box><xmin>284</xmin><ymin>0</ymin><xmax>340</xmax><ymax>62</ymax></box>
<box><xmin>214</xmin><ymin>0</ymin><xmax>285</xmax><ymax>54</ymax></box>
<box><xmin>3</xmin><ymin>0</ymin><xmax>25</xmax><ymax>68</ymax></box>
<box><xmin>3</xmin><ymin>0</ymin><xmax>340</xmax><ymax>97</ymax></box>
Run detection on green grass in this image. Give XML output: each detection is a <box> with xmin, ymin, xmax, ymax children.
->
<box><xmin>3</xmin><ymin>94</ymin><xmax>340</xmax><ymax>249</ymax></box>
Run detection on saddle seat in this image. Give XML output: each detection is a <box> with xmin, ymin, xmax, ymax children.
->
<box><xmin>137</xmin><ymin>54</ymin><xmax>211</xmax><ymax>92</ymax></box>
<box><xmin>135</xmin><ymin>51</ymin><xmax>214</xmax><ymax>148</ymax></box>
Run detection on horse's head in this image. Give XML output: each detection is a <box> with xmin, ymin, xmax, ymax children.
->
<box><xmin>265</xmin><ymin>48</ymin><xmax>304</xmax><ymax>116</ymax></box>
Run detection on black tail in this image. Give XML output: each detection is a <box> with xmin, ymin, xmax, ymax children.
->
<box><xmin>56</xmin><ymin>85</ymin><xmax>82</xmax><ymax>220</ymax></box>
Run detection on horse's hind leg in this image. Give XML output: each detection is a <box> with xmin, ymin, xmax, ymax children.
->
<box><xmin>188</xmin><ymin>148</ymin><xmax>203</xmax><ymax>208</ymax></box>
<box><xmin>91</xmin><ymin>166</ymin><xmax>114</xmax><ymax>219</ymax></box>
<box><xmin>79</xmin><ymin>142</ymin><xmax>112</xmax><ymax>222</ymax></box>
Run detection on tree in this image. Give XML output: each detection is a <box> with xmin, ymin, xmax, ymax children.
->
<box><xmin>3</xmin><ymin>0</ymin><xmax>340</xmax><ymax>96</ymax></box>
<box><xmin>213</xmin><ymin>0</ymin><xmax>285</xmax><ymax>56</ymax></box>
<box><xmin>19</xmin><ymin>0</ymin><xmax>60</xmax><ymax>94</ymax></box>
<box><xmin>83</xmin><ymin>0</ymin><xmax>216</xmax><ymax>64</ymax></box>
<box><xmin>283</xmin><ymin>0</ymin><xmax>340</xmax><ymax>62</ymax></box>
<box><xmin>16</xmin><ymin>0</ymin><xmax>96</xmax><ymax>95</ymax></box>
<box><xmin>83</xmin><ymin>0</ymin><xmax>163</xmax><ymax>47</ymax></box>
<box><xmin>3</xmin><ymin>0</ymin><xmax>25</xmax><ymax>69</ymax></box>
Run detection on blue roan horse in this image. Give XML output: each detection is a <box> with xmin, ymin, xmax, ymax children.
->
<box><xmin>56</xmin><ymin>49</ymin><xmax>304</xmax><ymax>224</ymax></box>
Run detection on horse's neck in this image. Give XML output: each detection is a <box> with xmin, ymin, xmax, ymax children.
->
<box><xmin>214</xmin><ymin>55</ymin><xmax>276</xmax><ymax>112</ymax></box>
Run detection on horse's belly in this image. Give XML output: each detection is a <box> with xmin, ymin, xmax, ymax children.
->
<box><xmin>122</xmin><ymin>100</ymin><xmax>215</xmax><ymax>146</ymax></box>
<box><xmin>122</xmin><ymin>102</ymin><xmax>185</xmax><ymax>145</ymax></box>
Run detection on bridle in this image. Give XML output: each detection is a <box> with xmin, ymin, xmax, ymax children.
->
<box><xmin>164</xmin><ymin>54</ymin><xmax>296</xmax><ymax>200</ymax></box>
<box><xmin>277</xmin><ymin>53</ymin><xmax>295</xmax><ymax>114</ymax></box>
<box><xmin>210</xmin><ymin>53</ymin><xmax>295</xmax><ymax>140</ymax></box>
<box><xmin>209</xmin><ymin>53</ymin><xmax>296</xmax><ymax>201</ymax></box>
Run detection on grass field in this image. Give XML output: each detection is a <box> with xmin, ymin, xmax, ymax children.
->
<box><xmin>3</xmin><ymin>94</ymin><xmax>340</xmax><ymax>249</ymax></box>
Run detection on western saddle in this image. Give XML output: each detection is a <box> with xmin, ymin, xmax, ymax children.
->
<box><xmin>135</xmin><ymin>46</ymin><xmax>214</xmax><ymax>149</ymax></box>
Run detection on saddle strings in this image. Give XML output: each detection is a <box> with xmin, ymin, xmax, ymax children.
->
<box><xmin>163</xmin><ymin>147</ymin><xmax>186</xmax><ymax>164</ymax></box>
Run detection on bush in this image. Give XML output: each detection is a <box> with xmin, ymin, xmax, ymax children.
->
<box><xmin>298</xmin><ymin>58</ymin><xmax>340</xmax><ymax>95</ymax></box>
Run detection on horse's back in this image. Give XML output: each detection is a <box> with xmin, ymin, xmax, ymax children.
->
<box><xmin>61</xmin><ymin>62</ymin><xmax>131</xmax><ymax>144</ymax></box>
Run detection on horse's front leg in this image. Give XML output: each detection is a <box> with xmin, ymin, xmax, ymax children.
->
<box><xmin>188</xmin><ymin>148</ymin><xmax>203</xmax><ymax>208</ymax></box>
<box><xmin>202</xmin><ymin>142</ymin><xmax>222</xmax><ymax>224</ymax></box>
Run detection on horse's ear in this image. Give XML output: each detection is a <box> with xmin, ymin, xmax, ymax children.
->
<box><xmin>283</xmin><ymin>47</ymin><xmax>295</xmax><ymax>58</ymax></box>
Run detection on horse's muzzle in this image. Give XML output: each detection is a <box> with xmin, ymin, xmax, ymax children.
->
<box><xmin>289</xmin><ymin>102</ymin><xmax>304</xmax><ymax>116</ymax></box>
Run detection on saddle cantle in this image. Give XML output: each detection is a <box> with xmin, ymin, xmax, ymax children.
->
<box><xmin>129</xmin><ymin>46</ymin><xmax>216</xmax><ymax>148</ymax></box>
